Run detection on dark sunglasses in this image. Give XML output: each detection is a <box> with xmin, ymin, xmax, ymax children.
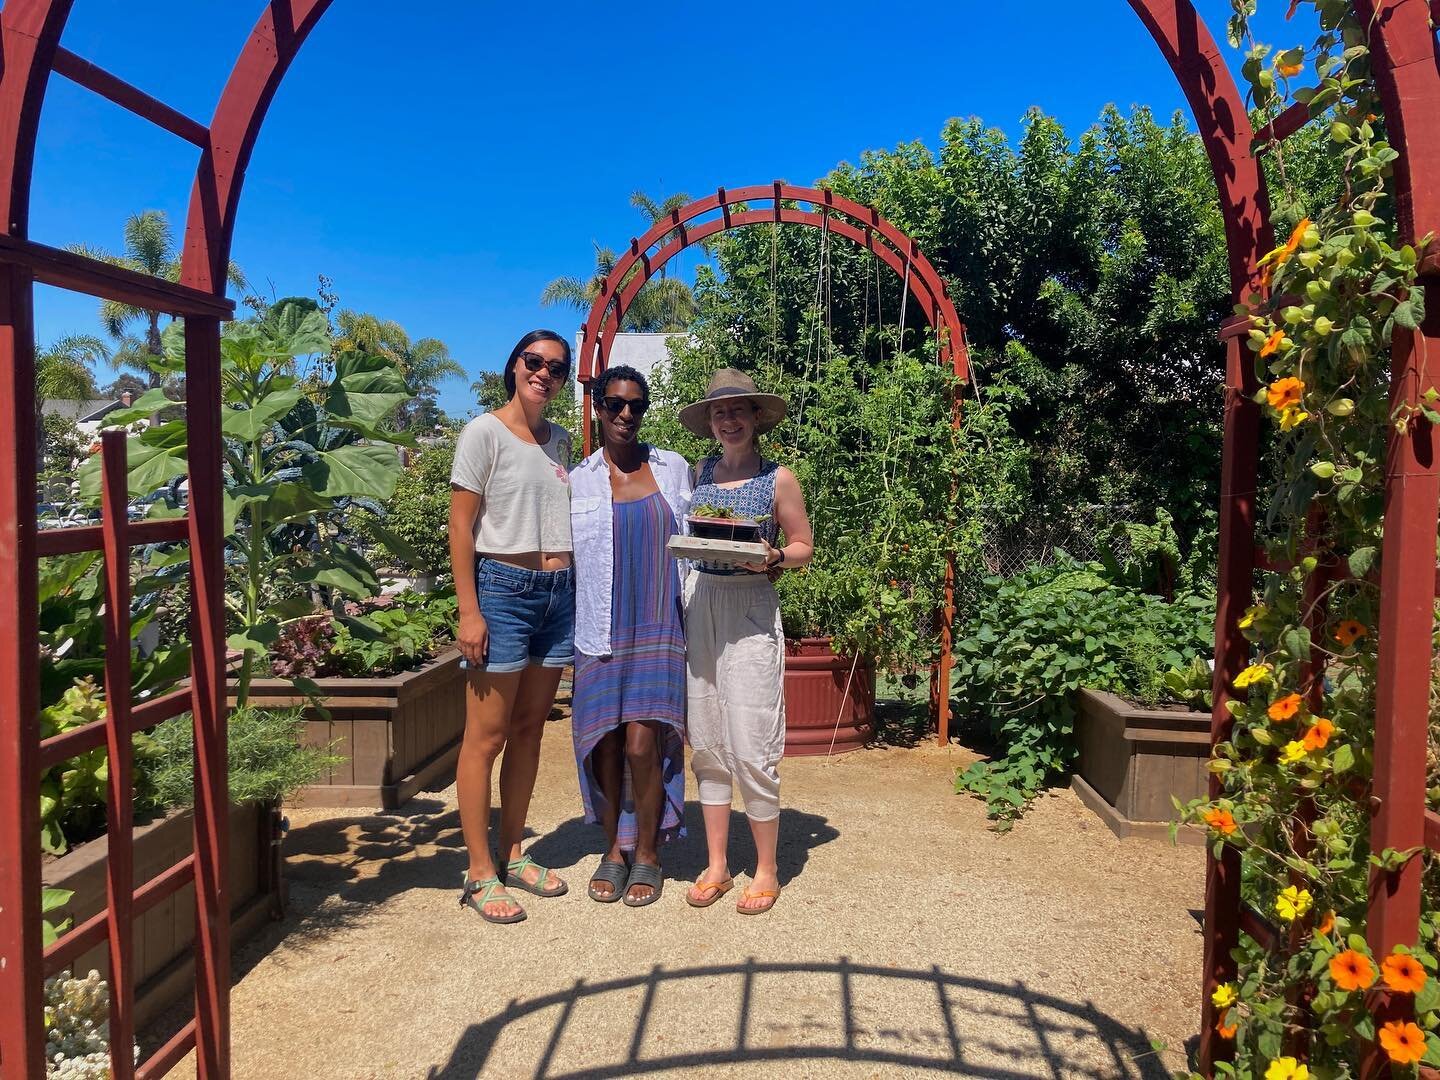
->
<box><xmin>599</xmin><ymin>395</ymin><xmax>648</xmax><ymax>418</ymax></box>
<box><xmin>519</xmin><ymin>351</ymin><xmax>570</xmax><ymax>381</ymax></box>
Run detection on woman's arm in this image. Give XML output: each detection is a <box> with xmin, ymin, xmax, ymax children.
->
<box><xmin>449</xmin><ymin>485</ymin><xmax>487</xmax><ymax>666</ymax></box>
<box><xmin>739</xmin><ymin>466</ymin><xmax>814</xmax><ymax>574</ymax></box>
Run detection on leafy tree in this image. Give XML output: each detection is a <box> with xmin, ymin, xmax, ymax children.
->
<box><xmin>69</xmin><ymin>210</ymin><xmax>250</xmax><ymax>386</ymax></box>
<box><xmin>540</xmin><ymin>242</ymin><xmax>697</xmax><ymax>333</ymax></box>
<box><xmin>629</xmin><ymin>189</ymin><xmax>692</xmax><ymax>276</ymax></box>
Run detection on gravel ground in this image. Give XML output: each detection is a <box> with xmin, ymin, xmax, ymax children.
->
<box><xmin>165</xmin><ymin>721</ymin><xmax>1205</xmax><ymax>1079</ymax></box>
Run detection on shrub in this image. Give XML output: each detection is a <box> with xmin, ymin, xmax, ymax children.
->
<box><xmin>355</xmin><ymin>441</ymin><xmax>455</xmax><ymax>576</ymax></box>
<box><xmin>950</xmin><ymin>555</ymin><xmax>1215</xmax><ymax>826</ymax></box>
<box><xmin>265</xmin><ymin>589</ymin><xmax>457</xmax><ymax>679</ymax></box>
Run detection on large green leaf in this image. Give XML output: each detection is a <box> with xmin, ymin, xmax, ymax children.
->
<box><xmin>301</xmin><ymin>443</ymin><xmax>402</xmax><ymax>500</ymax></box>
<box><xmin>327</xmin><ymin>352</ymin><xmax>413</xmax><ymax>434</ymax></box>
<box><xmin>104</xmin><ymin>387</ymin><xmax>182</xmax><ymax>427</ymax></box>
<box><xmin>227</xmin><ymin>621</ymin><xmax>279</xmax><ymax>656</ymax></box>
<box><xmin>224</xmin><ymin>481</ymin><xmax>334</xmax><ymax>534</ymax></box>
<box><xmin>292</xmin><ymin>543</ymin><xmax>380</xmax><ymax>599</ymax></box>
<box><xmin>78</xmin><ymin>430</ymin><xmax>189</xmax><ymax>500</ymax></box>
<box><xmin>367</xmin><ymin>522</ymin><xmax>427</xmax><ymax>570</ymax></box>
<box><xmin>221</xmin><ymin>386</ymin><xmax>303</xmax><ymax>442</ymax></box>
<box><xmin>263</xmin><ymin>300</ymin><xmax>331</xmax><ymax>358</ymax></box>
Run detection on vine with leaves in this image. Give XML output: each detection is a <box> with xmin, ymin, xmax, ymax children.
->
<box><xmin>1174</xmin><ymin>2</ymin><xmax>1437</xmax><ymax>1076</ymax></box>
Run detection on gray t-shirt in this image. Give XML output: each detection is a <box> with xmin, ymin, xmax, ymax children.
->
<box><xmin>450</xmin><ymin>413</ymin><xmax>573</xmax><ymax>554</ymax></box>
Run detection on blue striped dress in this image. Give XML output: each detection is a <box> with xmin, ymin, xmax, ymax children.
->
<box><xmin>571</xmin><ymin>491</ymin><xmax>687</xmax><ymax>851</ymax></box>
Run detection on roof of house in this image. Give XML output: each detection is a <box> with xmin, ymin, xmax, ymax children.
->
<box><xmin>41</xmin><ymin>398</ymin><xmax>116</xmax><ymax>422</ymax></box>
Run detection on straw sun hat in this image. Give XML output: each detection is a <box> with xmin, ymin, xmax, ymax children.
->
<box><xmin>678</xmin><ymin>368</ymin><xmax>788</xmax><ymax>439</ymax></box>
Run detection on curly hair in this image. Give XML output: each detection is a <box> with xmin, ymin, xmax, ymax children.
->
<box><xmin>590</xmin><ymin>364</ymin><xmax>649</xmax><ymax>404</ymax></box>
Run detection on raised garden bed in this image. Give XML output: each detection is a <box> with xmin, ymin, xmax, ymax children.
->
<box><xmin>783</xmin><ymin>637</ymin><xmax>875</xmax><ymax>756</ymax></box>
<box><xmin>41</xmin><ymin>801</ymin><xmax>282</xmax><ymax>1030</ymax></box>
<box><xmin>1071</xmin><ymin>687</ymin><xmax>1210</xmax><ymax>843</ymax></box>
<box><xmin>234</xmin><ymin>648</ymin><xmax>465</xmax><ymax>809</ymax></box>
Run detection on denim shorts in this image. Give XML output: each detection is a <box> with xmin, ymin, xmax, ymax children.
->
<box><xmin>467</xmin><ymin>558</ymin><xmax>575</xmax><ymax>674</ymax></box>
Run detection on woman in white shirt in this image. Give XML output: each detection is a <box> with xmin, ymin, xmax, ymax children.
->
<box><xmin>569</xmin><ymin>365</ymin><xmax>691</xmax><ymax>907</ymax></box>
<box><xmin>449</xmin><ymin>330</ymin><xmax>575</xmax><ymax>924</ymax></box>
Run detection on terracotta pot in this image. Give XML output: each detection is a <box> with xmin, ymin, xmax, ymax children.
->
<box><xmin>782</xmin><ymin>637</ymin><xmax>875</xmax><ymax>756</ymax></box>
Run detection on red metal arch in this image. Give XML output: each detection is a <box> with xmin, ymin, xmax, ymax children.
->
<box><xmin>1</xmin><ymin>2</ymin><xmax>1435</xmax><ymax>1078</ymax></box>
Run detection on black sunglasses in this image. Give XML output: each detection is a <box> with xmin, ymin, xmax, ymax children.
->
<box><xmin>519</xmin><ymin>351</ymin><xmax>570</xmax><ymax>381</ymax></box>
<box><xmin>599</xmin><ymin>395</ymin><xmax>648</xmax><ymax>418</ymax></box>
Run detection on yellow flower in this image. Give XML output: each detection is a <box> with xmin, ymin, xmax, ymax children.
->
<box><xmin>1234</xmin><ymin>664</ymin><xmax>1272</xmax><ymax>689</ymax></box>
<box><xmin>1239</xmin><ymin>605</ymin><xmax>1266</xmax><ymax>629</ymax></box>
<box><xmin>1211</xmin><ymin>982</ymin><xmax>1238</xmax><ymax>1009</ymax></box>
<box><xmin>1278</xmin><ymin>406</ymin><xmax>1309</xmax><ymax>432</ymax></box>
<box><xmin>1280</xmin><ymin>740</ymin><xmax>1309</xmax><ymax>765</ymax></box>
<box><xmin>1275</xmin><ymin>886</ymin><xmax>1313</xmax><ymax>922</ymax></box>
<box><xmin>1265</xmin><ymin>1057</ymin><xmax>1309</xmax><ymax>1080</ymax></box>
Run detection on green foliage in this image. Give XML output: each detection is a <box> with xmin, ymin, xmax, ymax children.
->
<box><xmin>329</xmin><ymin>590</ymin><xmax>458</xmax><ymax>676</ymax></box>
<box><xmin>77</xmin><ymin>298</ymin><xmax>415</xmax><ymax>703</ymax></box>
<box><xmin>147</xmin><ymin>705</ymin><xmax>340</xmax><ymax>810</ymax></box>
<box><xmin>37</xmin><ymin>677</ymin><xmax>159</xmax><ymax>855</ymax></box>
<box><xmin>1163</xmin><ymin>655</ymin><xmax>1214</xmax><ymax>712</ymax></box>
<box><xmin>355</xmin><ymin>441</ymin><xmax>455</xmax><ymax>575</ymax></box>
<box><xmin>949</xmin><ymin>557</ymin><xmax>1215</xmax><ymax>826</ymax></box>
<box><xmin>41</xmin><ymin>887</ymin><xmax>73</xmax><ymax>948</ymax></box>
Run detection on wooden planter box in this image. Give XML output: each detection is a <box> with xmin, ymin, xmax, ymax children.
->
<box><xmin>235</xmin><ymin>649</ymin><xmax>465</xmax><ymax>809</ymax></box>
<box><xmin>1071</xmin><ymin>688</ymin><xmax>1210</xmax><ymax>843</ymax></box>
<box><xmin>41</xmin><ymin>801</ymin><xmax>282</xmax><ymax>1030</ymax></box>
<box><xmin>783</xmin><ymin>637</ymin><xmax>875</xmax><ymax>757</ymax></box>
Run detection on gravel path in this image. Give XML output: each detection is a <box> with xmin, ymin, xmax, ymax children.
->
<box><xmin>167</xmin><ymin>722</ymin><xmax>1205</xmax><ymax>1079</ymax></box>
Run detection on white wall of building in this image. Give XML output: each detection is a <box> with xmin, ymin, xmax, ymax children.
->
<box><xmin>574</xmin><ymin>332</ymin><xmax>686</xmax><ymax>407</ymax></box>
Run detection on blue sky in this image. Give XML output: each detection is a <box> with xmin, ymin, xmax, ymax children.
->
<box><xmin>34</xmin><ymin>1</ymin><xmax>1301</xmax><ymax>417</ymax></box>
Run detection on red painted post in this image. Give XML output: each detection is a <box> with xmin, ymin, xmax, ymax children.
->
<box><xmin>1361</xmin><ymin>302</ymin><xmax>1440</xmax><ymax>1079</ymax></box>
<box><xmin>0</xmin><ymin>260</ymin><xmax>44</xmax><ymax>1080</ymax></box>
<box><xmin>1198</xmin><ymin>327</ymin><xmax>1261</xmax><ymax>1069</ymax></box>
<box><xmin>100</xmin><ymin>430</ymin><xmax>137</xmax><ymax>1080</ymax></box>
<box><xmin>185</xmin><ymin>316</ymin><xmax>231</xmax><ymax>1080</ymax></box>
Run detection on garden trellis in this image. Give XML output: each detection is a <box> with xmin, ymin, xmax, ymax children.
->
<box><xmin>575</xmin><ymin>182</ymin><xmax>971</xmax><ymax>742</ymax></box>
<box><xmin>0</xmin><ymin>2</ymin><xmax>1436</xmax><ymax>1078</ymax></box>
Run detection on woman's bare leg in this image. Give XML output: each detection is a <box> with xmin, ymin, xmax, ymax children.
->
<box><xmin>496</xmin><ymin>663</ymin><xmax>566</xmax><ymax>890</ymax></box>
<box><xmin>687</xmin><ymin>802</ymin><xmax>734</xmax><ymax>903</ymax></box>
<box><xmin>624</xmin><ymin>720</ymin><xmax>663</xmax><ymax>901</ymax></box>
<box><xmin>738</xmin><ymin>815</ymin><xmax>780</xmax><ymax>911</ymax></box>
<box><xmin>457</xmin><ymin>668</ymin><xmax>523</xmax><ymax>918</ymax></box>
<box><xmin>588</xmin><ymin>728</ymin><xmax>625</xmax><ymax>897</ymax></box>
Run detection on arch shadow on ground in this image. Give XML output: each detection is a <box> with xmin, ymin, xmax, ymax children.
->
<box><xmin>423</xmin><ymin>957</ymin><xmax>1170</xmax><ymax>1079</ymax></box>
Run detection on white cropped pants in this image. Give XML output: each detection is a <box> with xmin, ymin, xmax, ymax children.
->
<box><xmin>684</xmin><ymin>572</ymin><xmax>785</xmax><ymax>821</ymax></box>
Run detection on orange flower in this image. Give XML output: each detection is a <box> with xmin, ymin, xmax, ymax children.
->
<box><xmin>1268</xmin><ymin>693</ymin><xmax>1303</xmax><ymax>722</ymax></box>
<box><xmin>1316</xmin><ymin>910</ymin><xmax>1335</xmax><ymax>936</ymax></box>
<box><xmin>1329</xmin><ymin>949</ymin><xmax>1376</xmax><ymax>991</ymax></box>
<box><xmin>1215</xmin><ymin>1008</ymin><xmax>1238</xmax><ymax>1039</ymax></box>
<box><xmin>1378</xmin><ymin>1020</ymin><xmax>1427</xmax><ymax>1065</ymax></box>
<box><xmin>1381</xmin><ymin>952</ymin><xmax>1428</xmax><ymax>993</ymax></box>
<box><xmin>1259</xmin><ymin>262</ymin><xmax>1274</xmax><ymax>292</ymax></box>
<box><xmin>1202</xmin><ymin>808</ymin><xmax>1239</xmax><ymax>836</ymax></box>
<box><xmin>1260</xmin><ymin>331</ymin><xmax>1287</xmax><ymax>358</ymax></box>
<box><xmin>1278</xmin><ymin>60</ymin><xmax>1304</xmax><ymax>77</ymax></box>
<box><xmin>1267</xmin><ymin>376</ymin><xmax>1304</xmax><ymax>408</ymax></box>
<box><xmin>1278</xmin><ymin>218</ymin><xmax>1312</xmax><ymax>264</ymax></box>
<box><xmin>1302</xmin><ymin>718</ymin><xmax>1335</xmax><ymax>751</ymax></box>
<box><xmin>1334</xmin><ymin>620</ymin><xmax>1367</xmax><ymax>646</ymax></box>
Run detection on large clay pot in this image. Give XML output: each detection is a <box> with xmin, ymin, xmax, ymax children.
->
<box><xmin>782</xmin><ymin>637</ymin><xmax>875</xmax><ymax>756</ymax></box>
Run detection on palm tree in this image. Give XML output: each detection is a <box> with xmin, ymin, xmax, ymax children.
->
<box><xmin>333</xmin><ymin>309</ymin><xmax>466</xmax><ymax>429</ymax></box>
<box><xmin>70</xmin><ymin>210</ymin><xmax>250</xmax><ymax>385</ymax></box>
<box><xmin>35</xmin><ymin>334</ymin><xmax>105</xmax><ymax>407</ymax></box>
<box><xmin>629</xmin><ymin>189</ymin><xmax>691</xmax><ymax>278</ymax></box>
<box><xmin>540</xmin><ymin>243</ymin><xmax>695</xmax><ymax>333</ymax></box>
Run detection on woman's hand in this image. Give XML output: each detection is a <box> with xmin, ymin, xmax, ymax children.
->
<box><xmin>458</xmin><ymin>609</ymin><xmax>489</xmax><ymax>667</ymax></box>
<box><xmin>739</xmin><ymin>538</ymin><xmax>779</xmax><ymax>576</ymax></box>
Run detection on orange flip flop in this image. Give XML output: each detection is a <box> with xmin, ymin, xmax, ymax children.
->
<box><xmin>685</xmin><ymin>876</ymin><xmax>734</xmax><ymax>908</ymax></box>
<box><xmin>735</xmin><ymin>887</ymin><xmax>779</xmax><ymax>915</ymax></box>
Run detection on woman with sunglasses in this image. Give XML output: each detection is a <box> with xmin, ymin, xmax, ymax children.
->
<box><xmin>569</xmin><ymin>365</ymin><xmax>691</xmax><ymax>907</ymax></box>
<box><xmin>450</xmin><ymin>330</ymin><xmax>576</xmax><ymax>924</ymax></box>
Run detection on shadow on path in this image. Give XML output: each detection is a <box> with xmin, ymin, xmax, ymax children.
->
<box><xmin>423</xmin><ymin>957</ymin><xmax>1169</xmax><ymax>1080</ymax></box>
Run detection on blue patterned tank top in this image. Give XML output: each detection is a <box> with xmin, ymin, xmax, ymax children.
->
<box><xmin>690</xmin><ymin>457</ymin><xmax>780</xmax><ymax>575</ymax></box>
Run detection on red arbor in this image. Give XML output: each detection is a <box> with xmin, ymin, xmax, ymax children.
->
<box><xmin>0</xmin><ymin>2</ymin><xmax>1435</xmax><ymax>1077</ymax></box>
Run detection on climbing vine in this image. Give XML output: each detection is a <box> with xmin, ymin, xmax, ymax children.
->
<box><xmin>1175</xmin><ymin>2</ymin><xmax>1437</xmax><ymax>1076</ymax></box>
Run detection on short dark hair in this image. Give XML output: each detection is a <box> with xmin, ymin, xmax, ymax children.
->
<box><xmin>503</xmin><ymin>330</ymin><xmax>573</xmax><ymax>399</ymax></box>
<box><xmin>590</xmin><ymin>364</ymin><xmax>649</xmax><ymax>405</ymax></box>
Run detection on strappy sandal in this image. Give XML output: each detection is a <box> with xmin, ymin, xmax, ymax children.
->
<box><xmin>459</xmin><ymin>874</ymin><xmax>526</xmax><ymax>924</ymax></box>
<box><xmin>622</xmin><ymin>862</ymin><xmax>664</xmax><ymax>908</ymax></box>
<box><xmin>505</xmin><ymin>854</ymin><xmax>569</xmax><ymax>898</ymax></box>
<box><xmin>685</xmin><ymin>875</ymin><xmax>734</xmax><ymax>908</ymax></box>
<box><xmin>736</xmin><ymin>886</ymin><xmax>779</xmax><ymax>915</ymax></box>
<box><xmin>588</xmin><ymin>858</ymin><xmax>629</xmax><ymax>903</ymax></box>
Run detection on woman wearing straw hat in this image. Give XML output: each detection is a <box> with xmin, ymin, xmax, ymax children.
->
<box><xmin>679</xmin><ymin>368</ymin><xmax>813</xmax><ymax>915</ymax></box>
